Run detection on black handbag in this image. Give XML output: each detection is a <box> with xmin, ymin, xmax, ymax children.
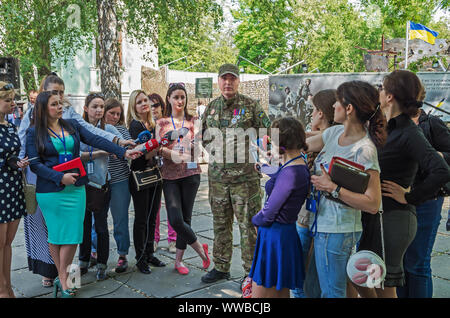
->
<box><xmin>86</xmin><ymin>182</ymin><xmax>111</xmax><ymax>213</ymax></box>
<box><xmin>131</xmin><ymin>166</ymin><xmax>162</xmax><ymax>191</ymax></box>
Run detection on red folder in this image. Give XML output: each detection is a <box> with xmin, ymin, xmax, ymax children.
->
<box><xmin>52</xmin><ymin>157</ymin><xmax>86</xmax><ymax>177</ymax></box>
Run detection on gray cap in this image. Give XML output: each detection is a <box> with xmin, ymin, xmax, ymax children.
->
<box><xmin>218</xmin><ymin>63</ymin><xmax>240</xmax><ymax>78</ymax></box>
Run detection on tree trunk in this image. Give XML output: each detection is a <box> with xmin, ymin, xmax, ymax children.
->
<box><xmin>97</xmin><ymin>0</ymin><xmax>121</xmax><ymax>100</ymax></box>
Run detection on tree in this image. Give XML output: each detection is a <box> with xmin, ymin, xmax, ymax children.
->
<box><xmin>0</xmin><ymin>0</ymin><xmax>97</xmax><ymax>92</ymax></box>
<box><xmin>97</xmin><ymin>0</ymin><xmax>223</xmax><ymax>98</ymax></box>
<box><xmin>232</xmin><ymin>0</ymin><xmax>446</xmax><ymax>74</ymax></box>
<box><xmin>157</xmin><ymin>15</ymin><xmax>238</xmax><ymax>72</ymax></box>
<box><xmin>97</xmin><ymin>0</ymin><xmax>121</xmax><ymax>99</ymax></box>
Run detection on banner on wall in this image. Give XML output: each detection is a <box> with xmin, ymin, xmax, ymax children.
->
<box><xmin>268</xmin><ymin>72</ymin><xmax>449</xmax><ymax>129</ymax></box>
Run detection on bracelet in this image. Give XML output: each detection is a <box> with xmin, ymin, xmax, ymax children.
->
<box><xmin>116</xmin><ymin>138</ymin><xmax>120</xmax><ymax>145</ymax></box>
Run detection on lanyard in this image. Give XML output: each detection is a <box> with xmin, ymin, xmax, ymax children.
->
<box><xmin>48</xmin><ymin>125</ymin><xmax>67</xmax><ymax>155</ymax></box>
<box><xmin>264</xmin><ymin>154</ymin><xmax>306</xmax><ymax>203</ymax></box>
<box><xmin>277</xmin><ymin>154</ymin><xmax>305</xmax><ymax>173</ymax></box>
<box><xmin>89</xmin><ymin>146</ymin><xmax>94</xmax><ymax>161</ymax></box>
<box><xmin>171</xmin><ymin>114</ymin><xmax>185</xmax><ymax>144</ymax></box>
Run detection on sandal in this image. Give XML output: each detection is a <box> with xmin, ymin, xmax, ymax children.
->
<box><xmin>42</xmin><ymin>278</ymin><xmax>54</xmax><ymax>288</ymax></box>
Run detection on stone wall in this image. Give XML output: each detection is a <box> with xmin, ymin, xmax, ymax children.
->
<box><xmin>141</xmin><ymin>66</ymin><xmax>269</xmax><ymax>115</ymax></box>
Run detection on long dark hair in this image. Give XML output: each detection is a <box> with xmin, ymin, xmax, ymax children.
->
<box><xmin>312</xmin><ymin>89</ymin><xmax>337</xmax><ymax>126</ymax></box>
<box><xmin>148</xmin><ymin>93</ymin><xmax>166</xmax><ymax>113</ymax></box>
<box><xmin>33</xmin><ymin>91</ymin><xmax>74</xmax><ymax>155</ymax></box>
<box><xmin>383</xmin><ymin>70</ymin><xmax>425</xmax><ymax>116</ymax></box>
<box><xmin>164</xmin><ymin>83</ymin><xmax>193</xmax><ymax>121</ymax></box>
<box><xmin>38</xmin><ymin>73</ymin><xmax>65</xmax><ymax>93</ymax></box>
<box><xmin>336</xmin><ymin>81</ymin><xmax>387</xmax><ymax>149</ymax></box>
<box><xmin>271</xmin><ymin>117</ymin><xmax>308</xmax><ymax>153</ymax></box>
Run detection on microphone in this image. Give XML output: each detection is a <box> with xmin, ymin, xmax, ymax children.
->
<box><xmin>138</xmin><ymin>138</ymin><xmax>169</xmax><ymax>154</ymax></box>
<box><xmin>134</xmin><ymin>130</ymin><xmax>153</xmax><ymax>144</ymax></box>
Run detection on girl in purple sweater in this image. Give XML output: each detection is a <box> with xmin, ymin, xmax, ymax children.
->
<box><xmin>249</xmin><ymin>117</ymin><xmax>310</xmax><ymax>298</ymax></box>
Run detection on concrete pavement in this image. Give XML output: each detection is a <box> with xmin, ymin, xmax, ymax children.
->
<box><xmin>9</xmin><ymin>165</ymin><xmax>450</xmax><ymax>298</ymax></box>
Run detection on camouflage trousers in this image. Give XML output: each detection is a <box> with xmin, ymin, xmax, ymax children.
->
<box><xmin>208</xmin><ymin>179</ymin><xmax>262</xmax><ymax>274</ymax></box>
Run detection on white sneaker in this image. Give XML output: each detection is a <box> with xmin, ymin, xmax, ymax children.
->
<box><xmin>154</xmin><ymin>241</ymin><xmax>158</xmax><ymax>251</ymax></box>
<box><xmin>168</xmin><ymin>241</ymin><xmax>176</xmax><ymax>253</ymax></box>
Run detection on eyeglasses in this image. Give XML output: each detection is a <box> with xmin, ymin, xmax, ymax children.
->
<box><xmin>150</xmin><ymin>102</ymin><xmax>161</xmax><ymax>108</ymax></box>
<box><xmin>0</xmin><ymin>83</ymin><xmax>14</xmax><ymax>91</ymax></box>
<box><xmin>169</xmin><ymin>82</ymin><xmax>186</xmax><ymax>89</ymax></box>
<box><xmin>49</xmin><ymin>90</ymin><xmax>65</xmax><ymax>96</ymax></box>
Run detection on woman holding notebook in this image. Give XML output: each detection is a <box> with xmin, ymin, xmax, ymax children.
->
<box><xmin>306</xmin><ymin>81</ymin><xmax>387</xmax><ymax>298</ymax></box>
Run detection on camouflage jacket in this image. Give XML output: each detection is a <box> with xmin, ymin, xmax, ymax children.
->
<box><xmin>202</xmin><ymin>93</ymin><xmax>271</xmax><ymax>183</ymax></box>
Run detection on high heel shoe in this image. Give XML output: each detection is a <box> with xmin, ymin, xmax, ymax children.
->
<box><xmin>53</xmin><ymin>277</ymin><xmax>75</xmax><ymax>298</ymax></box>
<box><xmin>202</xmin><ymin>244</ymin><xmax>210</xmax><ymax>269</ymax></box>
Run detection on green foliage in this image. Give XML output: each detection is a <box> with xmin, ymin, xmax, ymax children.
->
<box><xmin>122</xmin><ymin>0</ymin><xmax>224</xmax><ymax>66</ymax></box>
<box><xmin>232</xmin><ymin>0</ymin><xmax>446</xmax><ymax>74</ymax></box>
<box><xmin>0</xmin><ymin>0</ymin><xmax>97</xmax><ymax>92</ymax></box>
<box><xmin>157</xmin><ymin>15</ymin><xmax>238</xmax><ymax>72</ymax></box>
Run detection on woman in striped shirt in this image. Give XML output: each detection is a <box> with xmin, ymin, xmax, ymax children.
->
<box><xmin>104</xmin><ymin>98</ymin><xmax>132</xmax><ymax>273</ymax></box>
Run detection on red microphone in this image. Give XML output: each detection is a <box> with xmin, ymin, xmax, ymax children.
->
<box><xmin>139</xmin><ymin>138</ymin><xmax>169</xmax><ymax>154</ymax></box>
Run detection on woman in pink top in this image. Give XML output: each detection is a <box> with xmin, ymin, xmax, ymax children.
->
<box><xmin>156</xmin><ymin>83</ymin><xmax>210</xmax><ymax>275</ymax></box>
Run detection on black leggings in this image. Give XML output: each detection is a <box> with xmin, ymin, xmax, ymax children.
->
<box><xmin>163</xmin><ymin>174</ymin><xmax>201</xmax><ymax>250</ymax></box>
<box><xmin>129</xmin><ymin>177</ymin><xmax>162</xmax><ymax>262</ymax></box>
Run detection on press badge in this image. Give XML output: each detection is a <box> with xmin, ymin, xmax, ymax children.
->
<box><xmin>173</xmin><ymin>144</ymin><xmax>184</xmax><ymax>153</ymax></box>
<box><xmin>58</xmin><ymin>153</ymin><xmax>73</xmax><ymax>164</ymax></box>
<box><xmin>187</xmin><ymin>162</ymin><xmax>197</xmax><ymax>169</ymax></box>
<box><xmin>87</xmin><ymin>161</ymin><xmax>94</xmax><ymax>174</ymax></box>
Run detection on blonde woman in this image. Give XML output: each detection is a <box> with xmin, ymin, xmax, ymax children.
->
<box><xmin>127</xmin><ymin>90</ymin><xmax>166</xmax><ymax>274</ymax></box>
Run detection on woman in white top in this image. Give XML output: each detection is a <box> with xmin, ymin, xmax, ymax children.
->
<box><xmin>306</xmin><ymin>81</ymin><xmax>387</xmax><ymax>298</ymax></box>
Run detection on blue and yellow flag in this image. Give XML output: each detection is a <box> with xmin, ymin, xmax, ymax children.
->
<box><xmin>409</xmin><ymin>21</ymin><xmax>439</xmax><ymax>45</ymax></box>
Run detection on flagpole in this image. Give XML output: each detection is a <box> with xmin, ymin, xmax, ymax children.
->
<box><xmin>405</xmin><ymin>21</ymin><xmax>410</xmax><ymax>69</ymax></box>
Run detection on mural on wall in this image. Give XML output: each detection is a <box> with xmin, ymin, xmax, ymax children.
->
<box><xmin>269</xmin><ymin>72</ymin><xmax>450</xmax><ymax>129</ymax></box>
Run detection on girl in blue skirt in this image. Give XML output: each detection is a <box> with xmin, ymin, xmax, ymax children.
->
<box><xmin>249</xmin><ymin>117</ymin><xmax>310</xmax><ymax>298</ymax></box>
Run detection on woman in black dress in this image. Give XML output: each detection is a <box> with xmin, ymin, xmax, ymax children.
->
<box><xmin>0</xmin><ymin>82</ymin><xmax>29</xmax><ymax>298</ymax></box>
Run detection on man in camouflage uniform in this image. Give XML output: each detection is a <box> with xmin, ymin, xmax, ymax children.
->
<box><xmin>200</xmin><ymin>64</ymin><xmax>271</xmax><ymax>283</ymax></box>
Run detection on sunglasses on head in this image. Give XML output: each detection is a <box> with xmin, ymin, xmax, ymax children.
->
<box><xmin>0</xmin><ymin>83</ymin><xmax>14</xmax><ymax>91</ymax></box>
<box><xmin>169</xmin><ymin>82</ymin><xmax>186</xmax><ymax>89</ymax></box>
<box><xmin>88</xmin><ymin>92</ymin><xmax>104</xmax><ymax>99</ymax></box>
<box><xmin>150</xmin><ymin>102</ymin><xmax>161</xmax><ymax>108</ymax></box>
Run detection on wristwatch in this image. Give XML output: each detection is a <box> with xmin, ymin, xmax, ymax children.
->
<box><xmin>331</xmin><ymin>185</ymin><xmax>341</xmax><ymax>199</ymax></box>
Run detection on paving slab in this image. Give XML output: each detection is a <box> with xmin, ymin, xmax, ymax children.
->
<box><xmin>177</xmin><ymin>280</ymin><xmax>241</xmax><ymax>298</ymax></box>
<box><xmin>113</xmin><ymin>260</ymin><xmax>220</xmax><ymax>298</ymax></box>
<box><xmin>432</xmin><ymin>277</ymin><xmax>450</xmax><ymax>298</ymax></box>
<box><xmin>431</xmin><ymin>254</ymin><xmax>450</xmax><ymax>280</ymax></box>
<box><xmin>433</xmin><ymin>233</ymin><xmax>450</xmax><ymax>254</ymax></box>
<box><xmin>11</xmin><ymin>245</ymin><xmax>28</xmax><ymax>271</ymax></box>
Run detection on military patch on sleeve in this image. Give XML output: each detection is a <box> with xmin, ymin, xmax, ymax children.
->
<box><xmin>258</xmin><ymin>111</ymin><xmax>265</xmax><ymax>118</ymax></box>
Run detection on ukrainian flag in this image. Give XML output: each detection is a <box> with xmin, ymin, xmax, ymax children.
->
<box><xmin>409</xmin><ymin>21</ymin><xmax>439</xmax><ymax>45</ymax></box>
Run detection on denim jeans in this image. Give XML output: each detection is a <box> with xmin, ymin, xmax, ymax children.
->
<box><xmin>397</xmin><ymin>197</ymin><xmax>444</xmax><ymax>298</ymax></box>
<box><xmin>314</xmin><ymin>231</ymin><xmax>362</xmax><ymax>298</ymax></box>
<box><xmin>91</xmin><ymin>216</ymin><xmax>97</xmax><ymax>253</ymax></box>
<box><xmin>109</xmin><ymin>180</ymin><xmax>131</xmax><ymax>256</ymax></box>
<box><xmin>291</xmin><ymin>224</ymin><xmax>313</xmax><ymax>298</ymax></box>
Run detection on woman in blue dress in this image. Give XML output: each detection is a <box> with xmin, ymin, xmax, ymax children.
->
<box><xmin>19</xmin><ymin>73</ymin><xmax>134</xmax><ymax>288</ymax></box>
<box><xmin>249</xmin><ymin>117</ymin><xmax>310</xmax><ymax>298</ymax></box>
<box><xmin>26</xmin><ymin>91</ymin><xmax>141</xmax><ymax>297</ymax></box>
